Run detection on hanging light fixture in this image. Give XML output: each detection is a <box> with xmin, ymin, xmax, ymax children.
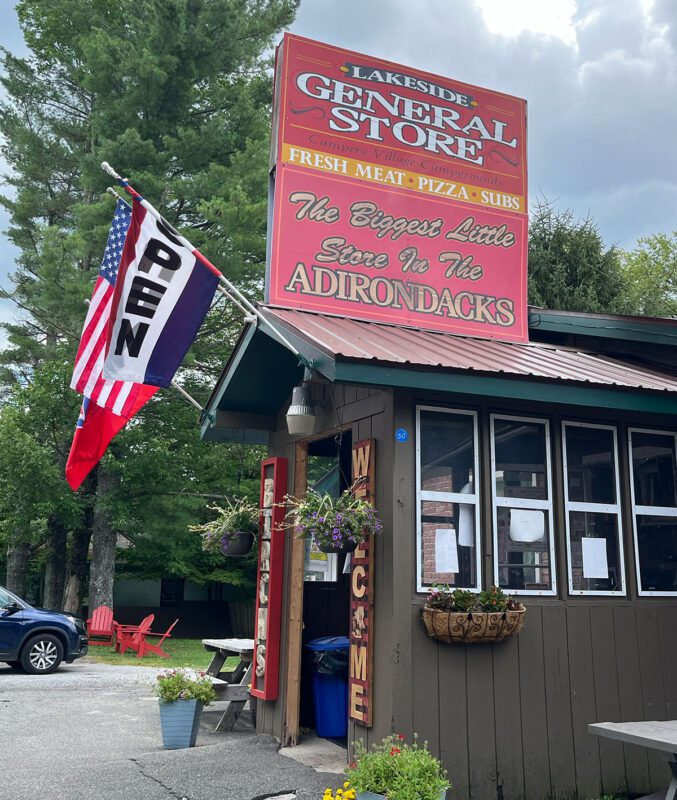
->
<box><xmin>286</xmin><ymin>383</ymin><xmax>316</xmax><ymax>435</ymax></box>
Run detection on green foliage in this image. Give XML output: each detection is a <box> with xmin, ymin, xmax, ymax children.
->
<box><xmin>282</xmin><ymin>484</ymin><xmax>383</xmax><ymax>549</ymax></box>
<box><xmin>190</xmin><ymin>498</ymin><xmax>261</xmax><ymax>553</ymax></box>
<box><xmin>346</xmin><ymin>734</ymin><xmax>450</xmax><ymax>800</ymax></box>
<box><xmin>153</xmin><ymin>668</ymin><xmax>217</xmax><ymax>706</ymax></box>
<box><xmin>425</xmin><ymin>585</ymin><xmax>519</xmax><ymax>613</ymax></box>
<box><xmin>620</xmin><ymin>231</ymin><xmax>677</xmax><ymax>318</ymax></box>
<box><xmin>89</xmin><ymin>638</ymin><xmax>219</xmax><ymax>669</ymax></box>
<box><xmin>0</xmin><ymin>0</ymin><xmax>298</xmax><ymax>598</ymax></box>
<box><xmin>528</xmin><ymin>199</ymin><xmax>627</xmax><ymax>313</ymax></box>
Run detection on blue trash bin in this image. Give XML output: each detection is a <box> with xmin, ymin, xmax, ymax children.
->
<box><xmin>305</xmin><ymin>636</ymin><xmax>350</xmax><ymax>738</ymax></box>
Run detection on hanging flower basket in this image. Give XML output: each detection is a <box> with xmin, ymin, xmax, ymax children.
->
<box><xmin>190</xmin><ymin>498</ymin><xmax>259</xmax><ymax>558</ymax></box>
<box><xmin>422</xmin><ymin>605</ymin><xmax>525</xmax><ymax>644</ymax></box>
<box><xmin>219</xmin><ymin>530</ymin><xmax>255</xmax><ymax>557</ymax></box>
<box><xmin>279</xmin><ymin>482</ymin><xmax>382</xmax><ymax>552</ymax></box>
<box><xmin>422</xmin><ymin>585</ymin><xmax>525</xmax><ymax>644</ymax></box>
<box><xmin>318</xmin><ymin>538</ymin><xmax>358</xmax><ymax>554</ymax></box>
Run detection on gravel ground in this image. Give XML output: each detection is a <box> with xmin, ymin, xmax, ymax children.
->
<box><xmin>0</xmin><ymin>658</ymin><xmax>344</xmax><ymax>800</ymax></box>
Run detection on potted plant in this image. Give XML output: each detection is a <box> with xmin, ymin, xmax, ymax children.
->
<box><xmin>422</xmin><ymin>585</ymin><xmax>525</xmax><ymax>644</ymax></box>
<box><xmin>281</xmin><ymin>483</ymin><xmax>383</xmax><ymax>554</ymax></box>
<box><xmin>153</xmin><ymin>669</ymin><xmax>217</xmax><ymax>749</ymax></box>
<box><xmin>190</xmin><ymin>498</ymin><xmax>260</xmax><ymax>556</ymax></box>
<box><xmin>340</xmin><ymin>733</ymin><xmax>450</xmax><ymax>800</ymax></box>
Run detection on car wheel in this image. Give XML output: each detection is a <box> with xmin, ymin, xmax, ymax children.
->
<box><xmin>20</xmin><ymin>634</ymin><xmax>64</xmax><ymax>674</ymax></box>
<box><xmin>6</xmin><ymin>661</ymin><xmax>24</xmax><ymax>671</ymax></box>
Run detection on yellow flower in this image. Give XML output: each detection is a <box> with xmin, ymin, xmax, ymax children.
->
<box><xmin>343</xmin><ymin>782</ymin><xmax>350</xmax><ymax>789</ymax></box>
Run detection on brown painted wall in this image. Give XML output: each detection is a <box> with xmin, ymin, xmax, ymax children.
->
<box><xmin>255</xmin><ymin>380</ymin><xmax>677</xmax><ymax>800</ymax></box>
<box><xmin>390</xmin><ymin>388</ymin><xmax>677</xmax><ymax>800</ymax></box>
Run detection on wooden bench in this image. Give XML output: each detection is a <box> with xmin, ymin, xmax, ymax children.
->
<box><xmin>589</xmin><ymin>721</ymin><xmax>677</xmax><ymax>800</ymax></box>
<box><xmin>202</xmin><ymin>638</ymin><xmax>255</xmax><ymax>731</ymax></box>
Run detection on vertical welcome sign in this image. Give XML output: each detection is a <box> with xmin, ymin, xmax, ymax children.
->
<box><xmin>267</xmin><ymin>34</ymin><xmax>528</xmax><ymax>342</ymax></box>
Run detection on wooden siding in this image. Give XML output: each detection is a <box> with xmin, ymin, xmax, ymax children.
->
<box><xmin>396</xmin><ymin>602</ymin><xmax>676</xmax><ymax>800</ymax></box>
<box><xmin>255</xmin><ymin>381</ymin><xmax>677</xmax><ymax>800</ymax></box>
<box><xmin>388</xmin><ymin>390</ymin><xmax>677</xmax><ymax>800</ymax></box>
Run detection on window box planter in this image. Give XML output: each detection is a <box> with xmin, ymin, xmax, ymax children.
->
<box><xmin>158</xmin><ymin>699</ymin><xmax>203</xmax><ymax>749</ymax></box>
<box><xmin>422</xmin><ymin>605</ymin><xmax>525</xmax><ymax>644</ymax></box>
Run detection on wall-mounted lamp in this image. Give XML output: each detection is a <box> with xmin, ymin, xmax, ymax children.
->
<box><xmin>285</xmin><ymin>369</ymin><xmax>325</xmax><ymax>436</ymax></box>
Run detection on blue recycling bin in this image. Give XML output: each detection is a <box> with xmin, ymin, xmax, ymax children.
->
<box><xmin>305</xmin><ymin>636</ymin><xmax>349</xmax><ymax>738</ymax></box>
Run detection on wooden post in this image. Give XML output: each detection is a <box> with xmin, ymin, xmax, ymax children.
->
<box><xmin>282</xmin><ymin>440</ymin><xmax>308</xmax><ymax>746</ymax></box>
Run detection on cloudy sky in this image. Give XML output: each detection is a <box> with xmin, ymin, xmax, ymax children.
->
<box><xmin>0</xmin><ymin>0</ymin><xmax>676</xmax><ymax>338</ymax></box>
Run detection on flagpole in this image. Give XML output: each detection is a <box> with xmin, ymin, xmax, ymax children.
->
<box><xmin>101</xmin><ymin>162</ymin><xmax>311</xmax><ymax>368</ymax></box>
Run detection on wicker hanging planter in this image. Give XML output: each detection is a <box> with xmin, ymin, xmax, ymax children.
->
<box><xmin>422</xmin><ymin>604</ymin><xmax>525</xmax><ymax>644</ymax></box>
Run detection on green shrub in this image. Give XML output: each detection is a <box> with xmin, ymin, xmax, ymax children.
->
<box><xmin>346</xmin><ymin>733</ymin><xmax>450</xmax><ymax>800</ymax></box>
<box><xmin>153</xmin><ymin>669</ymin><xmax>217</xmax><ymax>705</ymax></box>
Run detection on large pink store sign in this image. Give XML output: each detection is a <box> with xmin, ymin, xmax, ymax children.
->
<box><xmin>267</xmin><ymin>34</ymin><xmax>528</xmax><ymax>342</ymax></box>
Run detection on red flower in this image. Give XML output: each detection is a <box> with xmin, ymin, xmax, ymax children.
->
<box><xmin>349</xmin><ymin>762</ymin><xmax>357</xmax><ymax>769</ymax></box>
<box><xmin>398</xmin><ymin>734</ymin><xmax>405</xmax><ymax>740</ymax></box>
<box><xmin>390</xmin><ymin>747</ymin><xmax>401</xmax><ymax>756</ymax></box>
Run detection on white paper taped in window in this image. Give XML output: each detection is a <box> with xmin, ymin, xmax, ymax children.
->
<box><xmin>435</xmin><ymin>528</ymin><xmax>459</xmax><ymax>574</ymax></box>
<box><xmin>509</xmin><ymin>509</ymin><xmax>545</xmax><ymax>543</ymax></box>
<box><xmin>458</xmin><ymin>482</ymin><xmax>474</xmax><ymax>547</ymax></box>
<box><xmin>582</xmin><ymin>537</ymin><xmax>609</xmax><ymax>579</ymax></box>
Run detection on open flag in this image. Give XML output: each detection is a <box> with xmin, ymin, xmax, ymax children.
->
<box><xmin>66</xmin><ymin>199</ymin><xmax>158</xmax><ymax>490</ymax></box>
<box><xmin>102</xmin><ymin>199</ymin><xmax>220</xmax><ymax>387</ymax></box>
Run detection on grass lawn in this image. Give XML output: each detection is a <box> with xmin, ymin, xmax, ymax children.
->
<box><xmin>88</xmin><ymin>637</ymin><xmax>223</xmax><ymax>669</ymax></box>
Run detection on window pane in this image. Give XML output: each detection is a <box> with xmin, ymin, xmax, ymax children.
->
<box><xmin>632</xmin><ymin>432</ymin><xmax>677</xmax><ymax>508</ymax></box>
<box><xmin>494</xmin><ymin>419</ymin><xmax>548</xmax><ymax>500</ymax></box>
<box><xmin>636</xmin><ymin>515</ymin><xmax>677</xmax><ymax>592</ymax></box>
<box><xmin>569</xmin><ymin>511</ymin><xmax>623</xmax><ymax>592</ymax></box>
<box><xmin>420</xmin><ymin>411</ymin><xmax>475</xmax><ymax>494</ymax></box>
<box><xmin>565</xmin><ymin>426</ymin><xmax>617</xmax><ymax>504</ymax></box>
<box><xmin>496</xmin><ymin>507</ymin><xmax>552</xmax><ymax>591</ymax></box>
<box><xmin>421</xmin><ymin>500</ymin><xmax>477</xmax><ymax>588</ymax></box>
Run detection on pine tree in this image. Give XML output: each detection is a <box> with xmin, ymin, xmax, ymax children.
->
<box><xmin>0</xmin><ymin>0</ymin><xmax>297</xmax><ymax>609</ymax></box>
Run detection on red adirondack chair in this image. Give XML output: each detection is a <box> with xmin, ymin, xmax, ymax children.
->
<box><xmin>86</xmin><ymin>605</ymin><xmax>117</xmax><ymax>647</ymax></box>
<box><xmin>115</xmin><ymin>613</ymin><xmax>155</xmax><ymax>655</ymax></box>
<box><xmin>137</xmin><ymin>618</ymin><xmax>179</xmax><ymax>659</ymax></box>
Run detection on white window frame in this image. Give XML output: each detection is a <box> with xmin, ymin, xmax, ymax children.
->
<box><xmin>628</xmin><ymin>427</ymin><xmax>677</xmax><ymax>597</ymax></box>
<box><xmin>415</xmin><ymin>406</ymin><xmax>481</xmax><ymax>593</ymax></box>
<box><xmin>562</xmin><ymin>421</ymin><xmax>626</xmax><ymax>596</ymax></box>
<box><xmin>490</xmin><ymin>414</ymin><xmax>556</xmax><ymax>596</ymax></box>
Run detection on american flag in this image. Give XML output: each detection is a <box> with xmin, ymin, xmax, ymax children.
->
<box><xmin>70</xmin><ymin>199</ymin><xmax>148</xmax><ymax>416</ymax></box>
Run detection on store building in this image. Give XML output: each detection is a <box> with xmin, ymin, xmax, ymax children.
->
<box><xmin>202</xmin><ymin>305</ymin><xmax>677</xmax><ymax>800</ymax></box>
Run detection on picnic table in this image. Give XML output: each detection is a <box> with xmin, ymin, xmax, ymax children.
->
<box><xmin>202</xmin><ymin>638</ymin><xmax>255</xmax><ymax>731</ymax></box>
<box><xmin>589</xmin><ymin>721</ymin><xmax>677</xmax><ymax>800</ymax></box>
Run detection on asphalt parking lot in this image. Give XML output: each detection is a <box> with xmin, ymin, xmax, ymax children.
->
<box><xmin>0</xmin><ymin>659</ymin><xmax>344</xmax><ymax>800</ymax></box>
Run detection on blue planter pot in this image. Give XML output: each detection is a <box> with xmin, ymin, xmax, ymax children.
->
<box><xmin>357</xmin><ymin>792</ymin><xmax>447</xmax><ymax>800</ymax></box>
<box><xmin>159</xmin><ymin>699</ymin><xmax>203</xmax><ymax>749</ymax></box>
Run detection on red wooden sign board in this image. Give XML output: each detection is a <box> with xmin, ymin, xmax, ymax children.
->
<box><xmin>251</xmin><ymin>457</ymin><xmax>288</xmax><ymax>701</ymax></box>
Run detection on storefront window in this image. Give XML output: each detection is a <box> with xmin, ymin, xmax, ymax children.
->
<box><xmin>491</xmin><ymin>415</ymin><xmax>555</xmax><ymax>595</ymax></box>
<box><xmin>416</xmin><ymin>407</ymin><xmax>480</xmax><ymax>592</ymax></box>
<box><xmin>629</xmin><ymin>429</ymin><xmax>677</xmax><ymax>595</ymax></box>
<box><xmin>563</xmin><ymin>422</ymin><xmax>626</xmax><ymax>595</ymax></box>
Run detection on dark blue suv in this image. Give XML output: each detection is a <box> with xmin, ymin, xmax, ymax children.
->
<box><xmin>0</xmin><ymin>585</ymin><xmax>88</xmax><ymax>674</ymax></box>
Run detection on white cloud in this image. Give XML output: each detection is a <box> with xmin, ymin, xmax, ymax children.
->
<box><xmin>291</xmin><ymin>0</ymin><xmax>677</xmax><ymax>249</ymax></box>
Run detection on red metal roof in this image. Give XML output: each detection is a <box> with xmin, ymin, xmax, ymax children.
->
<box><xmin>263</xmin><ymin>307</ymin><xmax>677</xmax><ymax>393</ymax></box>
